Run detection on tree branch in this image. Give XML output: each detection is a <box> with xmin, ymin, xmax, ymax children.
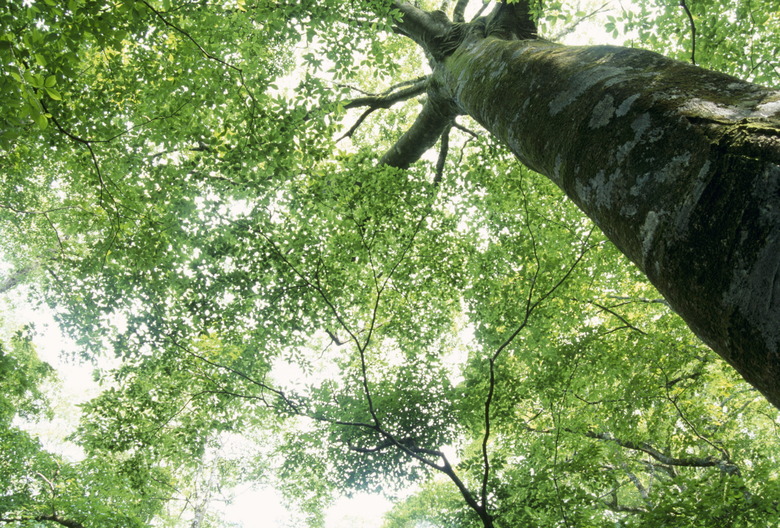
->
<box><xmin>343</xmin><ymin>78</ymin><xmax>428</xmax><ymax>110</ymax></box>
<box><xmin>480</xmin><ymin>215</ymin><xmax>594</xmax><ymax>513</ymax></box>
<box><xmin>485</xmin><ymin>1</ymin><xmax>537</xmax><ymax>40</ymax></box>
<box><xmin>585</xmin><ymin>431</ymin><xmax>738</xmax><ymax>473</ymax></box>
<box><xmin>391</xmin><ymin>1</ymin><xmax>451</xmax><ymax>53</ymax></box>
<box><xmin>521</xmin><ymin>423</ymin><xmax>741</xmax><ymax>475</ymax></box>
<box><xmin>679</xmin><ymin>0</ymin><xmax>697</xmax><ymax>65</ymax></box>
<box><xmin>587</xmin><ymin>300</ymin><xmax>647</xmax><ymax>335</ymax></box>
<box><xmin>434</xmin><ymin>121</ymin><xmax>452</xmax><ymax>184</ymax></box>
<box><xmin>549</xmin><ymin>2</ymin><xmax>609</xmax><ymax>41</ymax></box>
<box><xmin>338</xmin><ymin>78</ymin><xmax>429</xmax><ymax>140</ymax></box>
<box><xmin>452</xmin><ymin>0</ymin><xmax>470</xmax><ymax>23</ymax></box>
<box><xmin>0</xmin><ymin>516</ymin><xmax>86</xmax><ymax>528</ymax></box>
<box><xmin>379</xmin><ymin>98</ymin><xmax>456</xmax><ymax>168</ymax></box>
<box><xmin>601</xmin><ymin>499</ymin><xmax>647</xmax><ymax>514</ymax></box>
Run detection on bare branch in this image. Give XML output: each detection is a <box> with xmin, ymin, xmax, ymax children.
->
<box><xmin>453</xmin><ymin>120</ymin><xmax>479</xmax><ymax>138</ymax></box>
<box><xmin>42</xmin><ymin>103</ymin><xmax>112</xmax><ymax>208</ymax></box>
<box><xmin>480</xmin><ymin>214</ymin><xmax>594</xmax><ymax>513</ymax></box>
<box><xmin>344</xmin><ymin>78</ymin><xmax>428</xmax><ymax>110</ymax></box>
<box><xmin>168</xmin><ymin>337</ymin><xmax>303</xmax><ymax>415</ymax></box>
<box><xmin>485</xmin><ymin>1</ymin><xmax>537</xmax><ymax>40</ymax></box>
<box><xmin>523</xmin><ymin>424</ymin><xmax>741</xmax><ymax>475</ymax></box>
<box><xmin>136</xmin><ymin>0</ymin><xmax>253</xmax><ymax>91</ymax></box>
<box><xmin>339</xmin><ymin>107</ymin><xmax>380</xmax><ymax>141</ymax></box>
<box><xmin>391</xmin><ymin>1</ymin><xmax>451</xmax><ymax>51</ymax></box>
<box><xmin>661</xmin><ymin>366</ymin><xmax>732</xmax><ymax>463</ymax></box>
<box><xmin>338</xmin><ymin>78</ymin><xmax>429</xmax><ymax>141</ymax></box>
<box><xmin>679</xmin><ymin>0</ymin><xmax>697</xmax><ymax>65</ymax></box>
<box><xmin>549</xmin><ymin>2</ymin><xmax>610</xmax><ymax>41</ymax></box>
<box><xmin>453</xmin><ymin>0</ymin><xmax>470</xmax><ymax>23</ymax></box>
<box><xmin>380</xmin><ymin>98</ymin><xmax>456</xmax><ymax>168</ymax></box>
<box><xmin>380</xmin><ymin>76</ymin><xmax>431</xmax><ymax>97</ymax></box>
<box><xmin>601</xmin><ymin>499</ymin><xmax>647</xmax><ymax>514</ymax></box>
<box><xmin>348</xmin><ymin>436</ymin><xmax>417</xmax><ymax>453</ymax></box>
<box><xmin>326</xmin><ymin>329</ymin><xmax>347</xmax><ymax>346</ymax></box>
<box><xmin>434</xmin><ymin>121</ymin><xmax>452</xmax><ymax>184</ymax></box>
<box><xmin>0</xmin><ymin>516</ymin><xmax>86</xmax><ymax>528</ymax></box>
<box><xmin>587</xmin><ymin>300</ymin><xmax>647</xmax><ymax>335</ymax></box>
<box><xmin>607</xmin><ymin>295</ymin><xmax>670</xmax><ymax>307</ymax></box>
<box><xmin>620</xmin><ymin>462</ymin><xmax>650</xmax><ymax>502</ymax></box>
<box><xmin>472</xmin><ymin>2</ymin><xmax>490</xmax><ymax>20</ymax></box>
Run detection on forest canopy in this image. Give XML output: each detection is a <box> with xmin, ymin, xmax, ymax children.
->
<box><xmin>1</xmin><ymin>0</ymin><xmax>780</xmax><ymax>527</ymax></box>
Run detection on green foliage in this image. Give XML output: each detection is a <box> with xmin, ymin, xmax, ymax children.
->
<box><xmin>1</xmin><ymin>1</ymin><xmax>779</xmax><ymax>527</ymax></box>
<box><xmin>0</xmin><ymin>327</ymin><xmax>52</xmax><ymax>423</ymax></box>
<box><xmin>604</xmin><ymin>0</ymin><xmax>780</xmax><ymax>84</ymax></box>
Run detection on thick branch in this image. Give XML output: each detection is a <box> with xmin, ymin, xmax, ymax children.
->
<box><xmin>339</xmin><ymin>79</ymin><xmax>429</xmax><ymax>140</ymax></box>
<box><xmin>344</xmin><ymin>79</ymin><xmax>428</xmax><ymax>110</ymax></box>
<box><xmin>391</xmin><ymin>1</ymin><xmax>450</xmax><ymax>52</ymax></box>
<box><xmin>452</xmin><ymin>0</ymin><xmax>470</xmax><ymax>23</ymax></box>
<box><xmin>434</xmin><ymin>121</ymin><xmax>452</xmax><ymax>184</ymax></box>
<box><xmin>379</xmin><ymin>98</ymin><xmax>456</xmax><ymax>168</ymax></box>
<box><xmin>485</xmin><ymin>1</ymin><xmax>537</xmax><ymax>40</ymax></box>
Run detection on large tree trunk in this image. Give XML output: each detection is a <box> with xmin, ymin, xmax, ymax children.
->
<box><xmin>434</xmin><ymin>35</ymin><xmax>780</xmax><ymax>407</ymax></box>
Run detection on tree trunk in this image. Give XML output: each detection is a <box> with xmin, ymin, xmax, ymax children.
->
<box><xmin>434</xmin><ymin>35</ymin><xmax>780</xmax><ymax>407</ymax></box>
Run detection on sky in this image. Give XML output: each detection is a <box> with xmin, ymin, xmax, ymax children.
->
<box><xmin>4</xmin><ymin>1</ymin><xmax>631</xmax><ymax>526</ymax></box>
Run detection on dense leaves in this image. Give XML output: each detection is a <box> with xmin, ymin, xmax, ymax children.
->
<box><xmin>1</xmin><ymin>0</ymin><xmax>779</xmax><ymax>527</ymax></box>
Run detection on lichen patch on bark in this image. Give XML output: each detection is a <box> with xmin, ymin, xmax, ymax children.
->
<box><xmin>434</xmin><ymin>34</ymin><xmax>780</xmax><ymax>407</ymax></box>
<box><xmin>589</xmin><ymin>95</ymin><xmax>616</xmax><ymax>128</ymax></box>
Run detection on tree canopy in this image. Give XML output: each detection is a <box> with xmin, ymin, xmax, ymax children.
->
<box><xmin>1</xmin><ymin>0</ymin><xmax>779</xmax><ymax>527</ymax></box>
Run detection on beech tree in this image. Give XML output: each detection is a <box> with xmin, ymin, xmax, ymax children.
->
<box><xmin>2</xmin><ymin>0</ymin><xmax>780</xmax><ymax>527</ymax></box>
<box><xmin>384</xmin><ymin>0</ymin><xmax>780</xmax><ymax>409</ymax></box>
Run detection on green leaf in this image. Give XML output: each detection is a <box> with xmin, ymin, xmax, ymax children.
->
<box><xmin>34</xmin><ymin>112</ymin><xmax>48</xmax><ymax>130</ymax></box>
<box><xmin>45</xmin><ymin>86</ymin><xmax>62</xmax><ymax>100</ymax></box>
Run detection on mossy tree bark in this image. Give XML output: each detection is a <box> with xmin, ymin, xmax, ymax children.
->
<box><xmin>388</xmin><ymin>1</ymin><xmax>780</xmax><ymax>408</ymax></box>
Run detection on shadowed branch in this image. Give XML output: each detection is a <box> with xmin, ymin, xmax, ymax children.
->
<box><xmin>380</xmin><ymin>98</ymin><xmax>456</xmax><ymax>168</ymax></box>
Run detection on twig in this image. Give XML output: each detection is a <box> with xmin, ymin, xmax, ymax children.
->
<box><xmin>479</xmin><ymin>189</ymin><xmax>594</xmax><ymax>513</ymax></box>
<box><xmin>679</xmin><ymin>0</ymin><xmax>697</xmax><ymax>65</ymax></box>
<box><xmin>587</xmin><ymin>300</ymin><xmax>647</xmax><ymax>335</ymax></box>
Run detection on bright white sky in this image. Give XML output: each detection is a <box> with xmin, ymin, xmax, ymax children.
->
<box><xmin>6</xmin><ymin>1</ymin><xmax>630</xmax><ymax>526</ymax></box>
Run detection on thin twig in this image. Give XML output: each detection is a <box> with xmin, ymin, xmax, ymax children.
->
<box><xmin>679</xmin><ymin>0</ymin><xmax>697</xmax><ymax>65</ymax></box>
<box><xmin>587</xmin><ymin>300</ymin><xmax>647</xmax><ymax>335</ymax></box>
<box><xmin>479</xmin><ymin>184</ymin><xmax>594</xmax><ymax>510</ymax></box>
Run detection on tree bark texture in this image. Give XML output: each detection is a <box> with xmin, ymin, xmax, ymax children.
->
<box><xmin>433</xmin><ymin>36</ymin><xmax>780</xmax><ymax>407</ymax></box>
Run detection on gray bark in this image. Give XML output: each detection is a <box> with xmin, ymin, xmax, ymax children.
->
<box><xmin>432</xmin><ymin>35</ymin><xmax>780</xmax><ymax>408</ymax></box>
